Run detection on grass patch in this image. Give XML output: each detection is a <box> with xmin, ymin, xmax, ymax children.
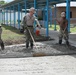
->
<box><xmin>49</xmin><ymin>24</ymin><xmax>60</xmax><ymax>31</ymax></box>
<box><xmin>70</xmin><ymin>27</ymin><xmax>76</xmax><ymax>33</ymax></box>
<box><xmin>49</xmin><ymin>24</ymin><xmax>76</xmax><ymax>33</ymax></box>
<box><xmin>1</xmin><ymin>24</ymin><xmax>76</xmax><ymax>46</ymax></box>
<box><xmin>2</xmin><ymin>25</ymin><xmax>25</xmax><ymax>45</ymax></box>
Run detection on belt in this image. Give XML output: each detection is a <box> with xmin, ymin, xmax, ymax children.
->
<box><xmin>27</xmin><ymin>26</ymin><xmax>33</xmax><ymax>27</ymax></box>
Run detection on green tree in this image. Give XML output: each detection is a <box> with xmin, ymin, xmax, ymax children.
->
<box><xmin>0</xmin><ymin>1</ymin><xmax>6</xmax><ymax>5</ymax></box>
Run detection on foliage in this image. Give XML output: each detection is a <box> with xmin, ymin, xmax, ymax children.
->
<box><xmin>0</xmin><ymin>1</ymin><xmax>7</xmax><ymax>5</ymax></box>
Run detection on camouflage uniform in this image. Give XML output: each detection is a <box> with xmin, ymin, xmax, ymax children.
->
<box><xmin>56</xmin><ymin>12</ymin><xmax>69</xmax><ymax>45</ymax></box>
<box><xmin>58</xmin><ymin>18</ymin><xmax>69</xmax><ymax>45</ymax></box>
<box><xmin>23</xmin><ymin>9</ymin><xmax>40</xmax><ymax>49</ymax></box>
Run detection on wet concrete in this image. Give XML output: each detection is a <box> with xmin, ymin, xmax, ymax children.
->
<box><xmin>0</xmin><ymin>55</ymin><xmax>76</xmax><ymax>75</ymax></box>
<box><xmin>0</xmin><ymin>29</ymin><xmax>76</xmax><ymax>75</ymax></box>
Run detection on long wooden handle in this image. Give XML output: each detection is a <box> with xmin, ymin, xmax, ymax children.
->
<box><xmin>28</xmin><ymin>29</ymin><xmax>35</xmax><ymax>43</ymax></box>
<box><xmin>27</xmin><ymin>28</ymin><xmax>37</xmax><ymax>48</ymax></box>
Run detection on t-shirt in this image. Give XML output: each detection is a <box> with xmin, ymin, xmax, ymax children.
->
<box><xmin>59</xmin><ymin>18</ymin><xmax>68</xmax><ymax>30</ymax></box>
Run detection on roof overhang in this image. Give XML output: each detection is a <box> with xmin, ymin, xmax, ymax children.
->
<box><xmin>0</xmin><ymin>0</ymin><xmax>76</xmax><ymax>10</ymax></box>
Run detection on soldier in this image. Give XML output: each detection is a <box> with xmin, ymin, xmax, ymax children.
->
<box><xmin>22</xmin><ymin>7</ymin><xmax>41</xmax><ymax>49</ymax></box>
<box><xmin>0</xmin><ymin>25</ymin><xmax>4</xmax><ymax>50</ymax></box>
<box><xmin>56</xmin><ymin>12</ymin><xmax>69</xmax><ymax>46</ymax></box>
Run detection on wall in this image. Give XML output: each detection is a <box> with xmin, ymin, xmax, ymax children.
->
<box><xmin>56</xmin><ymin>7</ymin><xmax>76</xmax><ymax>24</ymax></box>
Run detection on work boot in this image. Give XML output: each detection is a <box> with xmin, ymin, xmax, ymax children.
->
<box><xmin>1</xmin><ymin>42</ymin><xmax>4</xmax><ymax>50</ymax></box>
<box><xmin>26</xmin><ymin>42</ymin><xmax>29</xmax><ymax>49</ymax></box>
<box><xmin>66</xmin><ymin>41</ymin><xmax>69</xmax><ymax>46</ymax></box>
<box><xmin>30</xmin><ymin>42</ymin><xmax>33</xmax><ymax>49</ymax></box>
<box><xmin>59</xmin><ymin>40</ymin><xmax>62</xmax><ymax>45</ymax></box>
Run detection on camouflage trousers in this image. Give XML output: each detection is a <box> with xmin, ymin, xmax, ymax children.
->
<box><xmin>24</xmin><ymin>27</ymin><xmax>34</xmax><ymax>47</ymax></box>
<box><xmin>59</xmin><ymin>29</ymin><xmax>69</xmax><ymax>41</ymax></box>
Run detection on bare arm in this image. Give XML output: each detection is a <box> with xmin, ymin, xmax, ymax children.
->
<box><xmin>35</xmin><ymin>18</ymin><xmax>41</xmax><ymax>28</ymax></box>
<box><xmin>55</xmin><ymin>18</ymin><xmax>60</xmax><ymax>25</ymax></box>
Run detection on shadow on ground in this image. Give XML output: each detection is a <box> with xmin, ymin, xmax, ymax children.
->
<box><xmin>50</xmin><ymin>44</ymin><xmax>76</xmax><ymax>55</ymax></box>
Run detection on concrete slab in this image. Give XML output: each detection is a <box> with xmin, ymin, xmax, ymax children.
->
<box><xmin>0</xmin><ymin>55</ymin><xmax>76</xmax><ymax>75</ymax></box>
<box><xmin>0</xmin><ymin>41</ymin><xmax>76</xmax><ymax>58</ymax></box>
<box><xmin>0</xmin><ymin>28</ymin><xmax>76</xmax><ymax>75</ymax></box>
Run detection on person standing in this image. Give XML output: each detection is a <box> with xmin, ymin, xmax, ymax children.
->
<box><xmin>0</xmin><ymin>25</ymin><xmax>4</xmax><ymax>50</ymax></box>
<box><xmin>22</xmin><ymin>7</ymin><xmax>41</xmax><ymax>49</ymax></box>
<box><xmin>56</xmin><ymin>12</ymin><xmax>69</xmax><ymax>46</ymax></box>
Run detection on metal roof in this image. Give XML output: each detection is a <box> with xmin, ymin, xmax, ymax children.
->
<box><xmin>0</xmin><ymin>0</ymin><xmax>76</xmax><ymax>11</ymax></box>
<box><xmin>56</xmin><ymin>1</ymin><xmax>76</xmax><ymax>7</ymax></box>
<box><xmin>1</xmin><ymin>0</ymin><xmax>76</xmax><ymax>35</ymax></box>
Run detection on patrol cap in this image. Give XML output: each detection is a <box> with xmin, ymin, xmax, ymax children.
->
<box><xmin>61</xmin><ymin>12</ymin><xmax>65</xmax><ymax>17</ymax></box>
<box><xmin>29</xmin><ymin>7</ymin><xmax>36</xmax><ymax>13</ymax></box>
